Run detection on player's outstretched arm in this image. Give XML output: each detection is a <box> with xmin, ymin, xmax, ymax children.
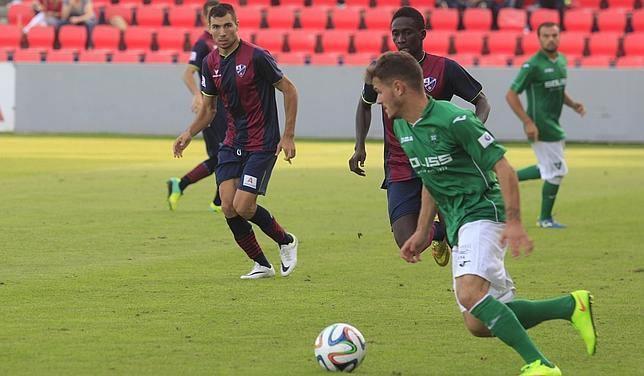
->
<box><xmin>472</xmin><ymin>92</ymin><xmax>491</xmax><ymax>124</ymax></box>
<box><xmin>493</xmin><ymin>157</ymin><xmax>534</xmax><ymax>258</ymax></box>
<box><xmin>505</xmin><ymin>89</ymin><xmax>538</xmax><ymax>141</ymax></box>
<box><xmin>173</xmin><ymin>94</ymin><xmax>216</xmax><ymax>158</ymax></box>
<box><xmin>564</xmin><ymin>92</ymin><xmax>586</xmax><ymax>117</ymax></box>
<box><xmin>274</xmin><ymin>76</ymin><xmax>298</xmax><ymax>163</ymax></box>
<box><xmin>400</xmin><ymin>187</ymin><xmax>437</xmax><ymax>263</ymax></box>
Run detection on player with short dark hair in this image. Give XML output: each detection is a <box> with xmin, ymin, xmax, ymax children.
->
<box><xmin>349</xmin><ymin>6</ymin><xmax>491</xmax><ymax>265</ymax></box>
<box><xmin>167</xmin><ymin>0</ymin><xmax>227</xmax><ymax>213</ymax></box>
<box><xmin>506</xmin><ymin>22</ymin><xmax>586</xmax><ymax>229</ymax></box>
<box><xmin>370</xmin><ymin>51</ymin><xmax>596</xmax><ymax>376</ymax></box>
<box><xmin>173</xmin><ymin>3</ymin><xmax>299</xmax><ymax>279</ymax></box>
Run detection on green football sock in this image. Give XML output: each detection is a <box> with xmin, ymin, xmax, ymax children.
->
<box><xmin>506</xmin><ymin>295</ymin><xmax>575</xmax><ymax>330</ymax></box>
<box><xmin>517</xmin><ymin>165</ymin><xmax>541</xmax><ymax>181</ymax></box>
<box><xmin>470</xmin><ymin>295</ymin><xmax>553</xmax><ymax>367</ymax></box>
<box><xmin>540</xmin><ymin>182</ymin><xmax>560</xmax><ymax>220</ymax></box>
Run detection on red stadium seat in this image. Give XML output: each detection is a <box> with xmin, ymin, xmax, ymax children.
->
<box><xmin>632</xmin><ymin>9</ymin><xmax>644</xmax><ymax>32</ymax></box>
<box><xmin>104</xmin><ymin>4</ymin><xmax>135</xmax><ymax>25</ymax></box>
<box><xmin>150</xmin><ymin>0</ymin><xmax>176</xmax><ymax>6</ymax></box>
<box><xmin>463</xmin><ymin>8</ymin><xmax>492</xmax><ymax>31</ymax></box>
<box><xmin>58</xmin><ymin>25</ymin><xmax>88</xmax><ymax>49</ymax></box>
<box><xmin>377</xmin><ymin>0</ymin><xmax>403</xmax><ymax>5</ymax></box>
<box><xmin>310</xmin><ymin>0</ymin><xmax>337</xmax><ymax>5</ymax></box>
<box><xmin>285</xmin><ymin>30</ymin><xmax>317</xmax><ymax>53</ymax></box>
<box><xmin>497</xmin><ymin>8</ymin><xmax>527</xmax><ymax>31</ymax></box>
<box><xmin>146</xmin><ymin>50</ymin><xmax>176</xmax><ymax>63</ymax></box>
<box><xmin>596</xmin><ymin>9</ymin><xmax>627</xmax><ymax>33</ymax></box>
<box><xmin>188</xmin><ymin>28</ymin><xmax>207</xmax><ymax>46</ymax></box>
<box><xmin>520</xmin><ymin>32</ymin><xmax>540</xmax><ymax>55</ymax></box>
<box><xmin>320</xmin><ymin>30</ymin><xmax>351</xmax><ymax>53</ymax></box>
<box><xmin>487</xmin><ymin>31</ymin><xmax>520</xmax><ymax>55</ymax></box>
<box><xmin>119</xmin><ymin>0</ymin><xmax>144</xmax><ymax>6</ymax></box>
<box><xmin>236</xmin><ymin>6</ymin><xmax>263</xmax><ymax>29</ymax></box>
<box><xmin>298</xmin><ymin>7</ymin><xmax>330</xmax><ymax>30</ymax></box>
<box><xmin>0</xmin><ymin>48</ymin><xmax>11</xmax><ymax>62</ymax></box>
<box><xmin>331</xmin><ymin>8</ymin><xmax>361</xmax><ymax>30</ymax></box>
<box><xmin>579</xmin><ymin>55</ymin><xmax>612</xmax><ymax>67</ymax></box>
<box><xmin>92</xmin><ymin>25</ymin><xmax>121</xmax><ymax>50</ymax></box>
<box><xmin>26</xmin><ymin>26</ymin><xmax>55</xmax><ymax>49</ymax></box>
<box><xmin>453</xmin><ymin>31</ymin><xmax>485</xmax><ymax>55</ymax></box>
<box><xmin>530</xmin><ymin>9</ymin><xmax>559</xmax><ymax>30</ymax></box>
<box><xmin>559</xmin><ymin>32</ymin><xmax>588</xmax><ymax>57</ymax></box>
<box><xmin>111</xmin><ymin>50</ymin><xmax>143</xmax><ymax>63</ymax></box>
<box><xmin>428</xmin><ymin>9</ymin><xmax>458</xmax><ymax>30</ymax></box>
<box><xmin>156</xmin><ymin>27</ymin><xmax>188</xmax><ymax>51</ymax></box>
<box><xmin>309</xmin><ymin>52</ymin><xmax>341</xmax><ymax>65</ymax></box>
<box><xmin>177</xmin><ymin>51</ymin><xmax>190</xmax><ymax>63</ymax></box>
<box><xmin>577</xmin><ymin>0</ymin><xmax>602</xmax><ymax>9</ymax></box>
<box><xmin>363</xmin><ymin>7</ymin><xmax>396</xmax><ymax>30</ymax></box>
<box><xmin>0</xmin><ymin>25</ymin><xmax>23</xmax><ymax>49</ymax></box>
<box><xmin>12</xmin><ymin>49</ymin><xmax>43</xmax><ymax>62</ymax></box>
<box><xmin>615</xmin><ymin>55</ymin><xmax>644</xmax><ymax>67</ymax></box>
<box><xmin>124</xmin><ymin>27</ymin><xmax>155</xmax><ymax>50</ymax></box>
<box><xmin>353</xmin><ymin>30</ymin><xmax>388</xmax><ymax>54</ymax></box>
<box><xmin>274</xmin><ymin>51</ymin><xmax>307</xmax><ymax>65</ymax></box>
<box><xmin>254</xmin><ymin>29</ymin><xmax>287</xmax><ymax>53</ymax></box>
<box><xmin>137</xmin><ymin>5</ymin><xmax>166</xmax><ymax>27</ymax></box>
<box><xmin>450</xmin><ymin>53</ymin><xmax>476</xmax><ymax>67</ymax></box>
<box><xmin>78</xmin><ymin>49</ymin><xmax>109</xmax><ymax>63</ymax></box>
<box><xmin>279</xmin><ymin>0</ymin><xmax>306</xmax><ymax>6</ymax></box>
<box><xmin>623</xmin><ymin>32</ymin><xmax>644</xmax><ymax>56</ymax></box>
<box><xmin>265</xmin><ymin>6</ymin><xmax>296</xmax><ymax>29</ymax></box>
<box><xmin>46</xmin><ymin>49</ymin><xmax>76</xmax><ymax>63</ymax></box>
<box><xmin>588</xmin><ymin>32</ymin><xmax>620</xmax><ymax>57</ymax></box>
<box><xmin>169</xmin><ymin>6</ymin><xmax>199</xmax><ymax>28</ymax></box>
<box><xmin>7</xmin><ymin>3</ymin><xmax>35</xmax><ymax>25</ymax></box>
<box><xmin>423</xmin><ymin>30</ymin><xmax>452</xmax><ymax>55</ymax></box>
<box><xmin>477</xmin><ymin>54</ymin><xmax>511</xmax><ymax>67</ymax></box>
<box><xmin>343</xmin><ymin>52</ymin><xmax>377</xmax><ymax>66</ymax></box>
<box><xmin>344</xmin><ymin>0</ymin><xmax>372</xmax><ymax>7</ymax></box>
<box><xmin>607</xmin><ymin>0</ymin><xmax>635</xmax><ymax>8</ymax></box>
<box><xmin>564</xmin><ymin>9</ymin><xmax>593</xmax><ymax>33</ymax></box>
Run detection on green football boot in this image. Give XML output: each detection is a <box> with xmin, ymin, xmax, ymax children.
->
<box><xmin>166</xmin><ymin>177</ymin><xmax>182</xmax><ymax>211</ymax></box>
<box><xmin>570</xmin><ymin>290</ymin><xmax>597</xmax><ymax>355</ymax></box>
<box><xmin>209</xmin><ymin>202</ymin><xmax>222</xmax><ymax>213</ymax></box>
<box><xmin>519</xmin><ymin>360</ymin><xmax>561</xmax><ymax>376</ymax></box>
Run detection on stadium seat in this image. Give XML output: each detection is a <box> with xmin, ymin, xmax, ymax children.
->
<box><xmin>119</xmin><ymin>0</ymin><xmax>144</xmax><ymax>6</ymax></box>
<box><xmin>614</xmin><ymin>55</ymin><xmax>644</xmax><ymax>67</ymax></box>
<box><xmin>623</xmin><ymin>32</ymin><xmax>644</xmax><ymax>56</ymax></box>
<box><xmin>487</xmin><ymin>31</ymin><xmax>520</xmax><ymax>55</ymax></box>
<box><xmin>150</xmin><ymin>0</ymin><xmax>176</xmax><ymax>6</ymax></box>
<box><xmin>453</xmin><ymin>31</ymin><xmax>485</xmax><ymax>55</ymax></box>
<box><xmin>0</xmin><ymin>25</ymin><xmax>23</xmax><ymax>49</ymax></box>
<box><xmin>111</xmin><ymin>50</ymin><xmax>143</xmax><ymax>63</ymax></box>
<box><xmin>320</xmin><ymin>30</ymin><xmax>351</xmax><ymax>53</ymax></box>
<box><xmin>579</xmin><ymin>55</ymin><xmax>612</xmax><ymax>67</ymax></box>
<box><xmin>423</xmin><ymin>30</ymin><xmax>452</xmax><ymax>55</ymax></box>
<box><xmin>169</xmin><ymin>6</ymin><xmax>199</xmax><ymax>28</ymax></box>
<box><xmin>331</xmin><ymin>8</ymin><xmax>361</xmax><ymax>30</ymax></box>
<box><xmin>363</xmin><ymin>7</ymin><xmax>396</xmax><ymax>30</ymax></box>
<box><xmin>463</xmin><ymin>8</ymin><xmax>492</xmax><ymax>31</ymax></box>
<box><xmin>559</xmin><ymin>32</ymin><xmax>588</xmax><ymax>57</ymax></box>
<box><xmin>7</xmin><ymin>3</ymin><xmax>34</xmax><ymax>25</ymax></box>
<box><xmin>497</xmin><ymin>8</ymin><xmax>527</xmax><ymax>31</ymax></box>
<box><xmin>344</xmin><ymin>0</ymin><xmax>372</xmax><ymax>7</ymax></box>
<box><xmin>343</xmin><ymin>52</ymin><xmax>377</xmax><ymax>66</ymax></box>
<box><xmin>0</xmin><ymin>48</ymin><xmax>10</xmax><ymax>62</ymax></box>
<box><xmin>92</xmin><ymin>25</ymin><xmax>121</xmax><ymax>50</ymax></box>
<box><xmin>353</xmin><ymin>30</ymin><xmax>388</xmax><ymax>54</ymax></box>
<box><xmin>12</xmin><ymin>49</ymin><xmax>43</xmax><ymax>62</ymax></box>
<box><xmin>297</xmin><ymin>7</ymin><xmax>330</xmax><ymax>30</ymax></box>
<box><xmin>146</xmin><ymin>50</ymin><xmax>176</xmax><ymax>63</ymax></box>
<box><xmin>577</xmin><ymin>0</ymin><xmax>602</xmax><ymax>9</ymax></box>
<box><xmin>588</xmin><ymin>32</ymin><xmax>620</xmax><ymax>57</ymax></box>
<box><xmin>156</xmin><ymin>27</ymin><xmax>188</xmax><ymax>51</ymax></box>
<box><xmin>124</xmin><ymin>27</ymin><xmax>155</xmax><ymax>50</ymax></box>
<box><xmin>632</xmin><ymin>9</ymin><xmax>644</xmax><ymax>32</ymax></box>
<box><xmin>279</xmin><ymin>0</ymin><xmax>306</xmax><ymax>6</ymax></box>
<box><xmin>310</xmin><ymin>0</ymin><xmax>337</xmax><ymax>5</ymax></box>
<box><xmin>564</xmin><ymin>9</ymin><xmax>594</xmax><ymax>33</ymax></box>
<box><xmin>254</xmin><ymin>29</ymin><xmax>287</xmax><ymax>53</ymax></box>
<box><xmin>46</xmin><ymin>49</ymin><xmax>77</xmax><ymax>63</ymax></box>
<box><xmin>265</xmin><ymin>6</ymin><xmax>296</xmax><ymax>29</ymax></box>
<box><xmin>607</xmin><ymin>0</ymin><xmax>635</xmax><ymax>8</ymax></box>
<box><xmin>530</xmin><ymin>9</ymin><xmax>559</xmax><ymax>30</ymax></box>
<box><xmin>78</xmin><ymin>49</ymin><xmax>109</xmax><ymax>63</ymax></box>
<box><xmin>285</xmin><ymin>30</ymin><xmax>317</xmax><ymax>53</ymax></box>
<box><xmin>26</xmin><ymin>26</ymin><xmax>55</xmax><ymax>49</ymax></box>
<box><xmin>177</xmin><ymin>51</ymin><xmax>190</xmax><ymax>64</ymax></box>
<box><xmin>309</xmin><ymin>52</ymin><xmax>341</xmax><ymax>65</ymax></box>
<box><xmin>477</xmin><ymin>54</ymin><xmax>511</xmax><ymax>67</ymax></box>
<box><xmin>597</xmin><ymin>9</ymin><xmax>627</xmax><ymax>33</ymax></box>
<box><xmin>428</xmin><ymin>9</ymin><xmax>459</xmax><ymax>30</ymax></box>
<box><xmin>520</xmin><ymin>32</ymin><xmax>540</xmax><ymax>55</ymax></box>
<box><xmin>377</xmin><ymin>0</ymin><xmax>404</xmax><ymax>5</ymax></box>
<box><xmin>188</xmin><ymin>28</ymin><xmax>206</xmax><ymax>46</ymax></box>
<box><xmin>58</xmin><ymin>25</ymin><xmax>88</xmax><ymax>49</ymax></box>
<box><xmin>236</xmin><ymin>6</ymin><xmax>264</xmax><ymax>29</ymax></box>
<box><xmin>104</xmin><ymin>4</ymin><xmax>135</xmax><ymax>25</ymax></box>
<box><xmin>450</xmin><ymin>53</ymin><xmax>476</xmax><ymax>67</ymax></box>
<box><xmin>137</xmin><ymin>5</ymin><xmax>166</xmax><ymax>27</ymax></box>
<box><xmin>274</xmin><ymin>51</ymin><xmax>307</xmax><ymax>65</ymax></box>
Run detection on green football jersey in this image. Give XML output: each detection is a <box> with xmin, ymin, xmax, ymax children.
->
<box><xmin>510</xmin><ymin>50</ymin><xmax>568</xmax><ymax>142</ymax></box>
<box><xmin>393</xmin><ymin>99</ymin><xmax>507</xmax><ymax>245</ymax></box>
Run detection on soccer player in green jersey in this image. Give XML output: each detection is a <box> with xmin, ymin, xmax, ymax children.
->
<box><xmin>506</xmin><ymin>22</ymin><xmax>586</xmax><ymax>229</ymax></box>
<box><xmin>368</xmin><ymin>51</ymin><xmax>596</xmax><ymax>376</ymax></box>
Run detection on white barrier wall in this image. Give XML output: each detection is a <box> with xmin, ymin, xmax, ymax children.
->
<box><xmin>11</xmin><ymin>63</ymin><xmax>644</xmax><ymax>142</ymax></box>
<box><xmin>0</xmin><ymin>63</ymin><xmax>16</xmax><ymax>132</ymax></box>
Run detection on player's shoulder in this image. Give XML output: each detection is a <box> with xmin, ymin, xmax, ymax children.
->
<box><xmin>519</xmin><ymin>53</ymin><xmax>541</xmax><ymax>69</ymax></box>
<box><xmin>432</xmin><ymin>100</ymin><xmax>476</xmax><ymax>127</ymax></box>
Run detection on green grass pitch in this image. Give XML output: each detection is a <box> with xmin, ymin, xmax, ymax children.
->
<box><xmin>1</xmin><ymin>135</ymin><xmax>643</xmax><ymax>375</ymax></box>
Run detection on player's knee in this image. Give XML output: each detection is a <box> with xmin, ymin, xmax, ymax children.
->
<box><xmin>221</xmin><ymin>202</ymin><xmax>237</xmax><ymax>217</ymax></box>
<box><xmin>456</xmin><ymin>290</ymin><xmax>487</xmax><ymax>311</ymax></box>
<box><xmin>546</xmin><ymin>176</ymin><xmax>563</xmax><ymax>185</ymax></box>
<box><xmin>233</xmin><ymin>201</ymin><xmax>255</xmax><ymax>219</ymax></box>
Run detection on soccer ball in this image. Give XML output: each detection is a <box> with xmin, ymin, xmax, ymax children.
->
<box><xmin>314</xmin><ymin>323</ymin><xmax>366</xmax><ymax>372</ymax></box>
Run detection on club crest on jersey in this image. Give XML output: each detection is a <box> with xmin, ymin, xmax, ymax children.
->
<box><xmin>430</xmin><ymin>134</ymin><xmax>438</xmax><ymax>144</ymax></box>
<box><xmin>424</xmin><ymin>76</ymin><xmax>437</xmax><ymax>92</ymax></box>
<box><xmin>236</xmin><ymin>64</ymin><xmax>247</xmax><ymax>77</ymax></box>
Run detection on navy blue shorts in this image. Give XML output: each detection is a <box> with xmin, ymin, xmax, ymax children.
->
<box><xmin>215</xmin><ymin>145</ymin><xmax>277</xmax><ymax>195</ymax></box>
<box><xmin>203</xmin><ymin>121</ymin><xmax>226</xmax><ymax>159</ymax></box>
<box><xmin>386</xmin><ymin>179</ymin><xmax>422</xmax><ymax>225</ymax></box>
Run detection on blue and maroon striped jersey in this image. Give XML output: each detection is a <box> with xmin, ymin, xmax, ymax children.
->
<box><xmin>362</xmin><ymin>53</ymin><xmax>483</xmax><ymax>186</ymax></box>
<box><xmin>201</xmin><ymin>40</ymin><xmax>284</xmax><ymax>152</ymax></box>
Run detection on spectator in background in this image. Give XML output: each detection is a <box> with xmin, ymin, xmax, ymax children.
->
<box><xmin>57</xmin><ymin>0</ymin><xmax>97</xmax><ymax>48</ymax></box>
<box><xmin>22</xmin><ymin>0</ymin><xmax>62</xmax><ymax>33</ymax></box>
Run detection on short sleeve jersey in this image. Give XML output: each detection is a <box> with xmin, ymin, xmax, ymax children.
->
<box><xmin>393</xmin><ymin>99</ymin><xmax>506</xmax><ymax>245</ymax></box>
<box><xmin>201</xmin><ymin>40</ymin><xmax>284</xmax><ymax>152</ymax></box>
<box><xmin>510</xmin><ymin>51</ymin><xmax>568</xmax><ymax>142</ymax></box>
<box><xmin>362</xmin><ymin>53</ymin><xmax>483</xmax><ymax>186</ymax></box>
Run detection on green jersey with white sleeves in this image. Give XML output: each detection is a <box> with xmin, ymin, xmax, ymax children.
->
<box><xmin>510</xmin><ymin>50</ymin><xmax>568</xmax><ymax>142</ymax></box>
<box><xmin>393</xmin><ymin>99</ymin><xmax>507</xmax><ymax>245</ymax></box>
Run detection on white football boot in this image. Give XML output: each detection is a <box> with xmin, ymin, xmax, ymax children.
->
<box><xmin>279</xmin><ymin>233</ymin><xmax>298</xmax><ymax>277</ymax></box>
<box><xmin>240</xmin><ymin>262</ymin><xmax>275</xmax><ymax>279</ymax></box>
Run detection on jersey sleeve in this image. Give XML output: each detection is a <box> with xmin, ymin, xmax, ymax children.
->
<box><xmin>188</xmin><ymin>39</ymin><xmax>210</xmax><ymax>70</ymax></box>
<box><xmin>361</xmin><ymin>83</ymin><xmax>377</xmax><ymax>105</ymax></box>
<box><xmin>510</xmin><ymin>61</ymin><xmax>534</xmax><ymax>94</ymax></box>
<box><xmin>450</xmin><ymin>112</ymin><xmax>506</xmax><ymax>171</ymax></box>
<box><xmin>254</xmin><ymin>49</ymin><xmax>284</xmax><ymax>85</ymax></box>
<box><xmin>444</xmin><ymin>59</ymin><xmax>483</xmax><ymax>103</ymax></box>
<box><xmin>200</xmin><ymin>57</ymin><xmax>218</xmax><ymax>96</ymax></box>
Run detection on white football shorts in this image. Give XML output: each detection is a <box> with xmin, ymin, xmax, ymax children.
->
<box><xmin>531</xmin><ymin>140</ymin><xmax>568</xmax><ymax>181</ymax></box>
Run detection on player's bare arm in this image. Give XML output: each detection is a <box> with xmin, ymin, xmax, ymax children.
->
<box><xmin>400</xmin><ymin>186</ymin><xmax>437</xmax><ymax>264</ymax></box>
<box><xmin>506</xmin><ymin>89</ymin><xmax>539</xmax><ymax>141</ymax></box>
<box><xmin>472</xmin><ymin>92</ymin><xmax>491</xmax><ymax>123</ymax></box>
<box><xmin>182</xmin><ymin>65</ymin><xmax>202</xmax><ymax>113</ymax></box>
<box><xmin>493</xmin><ymin>157</ymin><xmax>534</xmax><ymax>258</ymax></box>
<box><xmin>274</xmin><ymin>76</ymin><xmax>298</xmax><ymax>163</ymax></box>
<box><xmin>349</xmin><ymin>65</ymin><xmax>376</xmax><ymax>176</ymax></box>
<box><xmin>173</xmin><ymin>94</ymin><xmax>216</xmax><ymax>158</ymax></box>
<box><xmin>564</xmin><ymin>92</ymin><xmax>586</xmax><ymax>116</ymax></box>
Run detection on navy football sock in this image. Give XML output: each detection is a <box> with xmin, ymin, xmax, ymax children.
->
<box><xmin>249</xmin><ymin>206</ymin><xmax>292</xmax><ymax>246</ymax></box>
<box><xmin>226</xmin><ymin>216</ymin><xmax>269</xmax><ymax>266</ymax></box>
